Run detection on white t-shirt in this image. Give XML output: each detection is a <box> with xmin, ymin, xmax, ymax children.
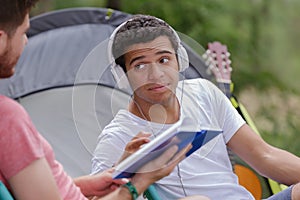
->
<box><xmin>92</xmin><ymin>78</ymin><xmax>253</xmax><ymax>200</ymax></box>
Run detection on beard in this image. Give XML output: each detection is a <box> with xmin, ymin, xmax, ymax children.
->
<box><xmin>0</xmin><ymin>43</ymin><xmax>18</xmax><ymax>78</ymax></box>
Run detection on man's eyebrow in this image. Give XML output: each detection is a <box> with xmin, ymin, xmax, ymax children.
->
<box><xmin>156</xmin><ymin>50</ymin><xmax>173</xmax><ymax>55</ymax></box>
<box><xmin>129</xmin><ymin>55</ymin><xmax>146</xmax><ymax>66</ymax></box>
<box><xmin>129</xmin><ymin>50</ymin><xmax>173</xmax><ymax>66</ymax></box>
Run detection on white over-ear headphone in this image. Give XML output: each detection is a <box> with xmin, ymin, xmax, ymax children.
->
<box><xmin>107</xmin><ymin>16</ymin><xmax>189</xmax><ymax>90</ymax></box>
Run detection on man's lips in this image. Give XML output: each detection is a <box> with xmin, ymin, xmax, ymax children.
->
<box><xmin>148</xmin><ymin>84</ymin><xmax>169</xmax><ymax>91</ymax></box>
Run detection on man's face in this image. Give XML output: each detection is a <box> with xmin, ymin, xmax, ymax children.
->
<box><xmin>124</xmin><ymin>36</ymin><xmax>180</xmax><ymax>106</ymax></box>
<box><xmin>0</xmin><ymin>14</ymin><xmax>29</xmax><ymax>78</ymax></box>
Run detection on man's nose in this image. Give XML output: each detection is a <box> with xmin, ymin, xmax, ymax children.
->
<box><xmin>148</xmin><ymin>63</ymin><xmax>164</xmax><ymax>80</ymax></box>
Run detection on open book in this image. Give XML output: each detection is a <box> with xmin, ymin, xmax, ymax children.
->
<box><xmin>112</xmin><ymin>118</ymin><xmax>222</xmax><ymax>179</ymax></box>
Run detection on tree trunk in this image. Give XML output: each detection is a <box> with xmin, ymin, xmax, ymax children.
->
<box><xmin>106</xmin><ymin>0</ymin><xmax>121</xmax><ymax>10</ymax></box>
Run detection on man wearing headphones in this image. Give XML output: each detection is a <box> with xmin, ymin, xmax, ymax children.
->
<box><xmin>92</xmin><ymin>14</ymin><xmax>300</xmax><ymax>199</ymax></box>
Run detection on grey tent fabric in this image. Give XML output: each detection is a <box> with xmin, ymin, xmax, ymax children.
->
<box><xmin>0</xmin><ymin>8</ymin><xmax>132</xmax><ymax>98</ymax></box>
<box><xmin>0</xmin><ymin>7</ymin><xmax>210</xmax><ymax>177</ymax></box>
<box><xmin>19</xmin><ymin>85</ymin><xmax>130</xmax><ymax>176</ymax></box>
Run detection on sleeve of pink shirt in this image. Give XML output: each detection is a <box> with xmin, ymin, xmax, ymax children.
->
<box><xmin>0</xmin><ymin>96</ymin><xmax>44</xmax><ymax>180</ymax></box>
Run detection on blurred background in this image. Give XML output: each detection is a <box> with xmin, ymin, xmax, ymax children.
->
<box><xmin>30</xmin><ymin>0</ymin><xmax>300</xmax><ymax>156</ymax></box>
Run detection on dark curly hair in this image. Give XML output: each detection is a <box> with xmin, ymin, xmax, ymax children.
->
<box><xmin>0</xmin><ymin>0</ymin><xmax>39</xmax><ymax>37</ymax></box>
<box><xmin>112</xmin><ymin>15</ymin><xmax>179</xmax><ymax>72</ymax></box>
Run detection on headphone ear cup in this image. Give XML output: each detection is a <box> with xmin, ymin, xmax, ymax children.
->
<box><xmin>110</xmin><ymin>63</ymin><xmax>131</xmax><ymax>90</ymax></box>
<box><xmin>177</xmin><ymin>44</ymin><xmax>189</xmax><ymax>72</ymax></box>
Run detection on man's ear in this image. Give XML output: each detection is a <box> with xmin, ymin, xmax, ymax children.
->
<box><xmin>0</xmin><ymin>30</ymin><xmax>8</xmax><ymax>55</ymax></box>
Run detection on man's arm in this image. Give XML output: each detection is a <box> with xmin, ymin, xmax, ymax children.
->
<box><xmin>228</xmin><ymin>123</ymin><xmax>300</xmax><ymax>185</ymax></box>
<box><xmin>9</xmin><ymin>158</ymin><xmax>62</xmax><ymax>200</ymax></box>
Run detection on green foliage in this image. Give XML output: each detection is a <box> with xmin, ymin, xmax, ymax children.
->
<box><xmin>31</xmin><ymin>0</ymin><xmax>106</xmax><ymax>14</ymax></box>
<box><xmin>233</xmin><ymin>70</ymin><xmax>288</xmax><ymax>94</ymax></box>
<box><xmin>263</xmin><ymin>129</ymin><xmax>300</xmax><ymax>157</ymax></box>
<box><xmin>53</xmin><ymin>0</ymin><xmax>105</xmax><ymax>10</ymax></box>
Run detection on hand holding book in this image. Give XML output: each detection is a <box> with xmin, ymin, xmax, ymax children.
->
<box><xmin>114</xmin><ymin>132</ymin><xmax>192</xmax><ymax>196</ymax></box>
<box><xmin>116</xmin><ymin>132</ymin><xmax>152</xmax><ymax>166</ymax></box>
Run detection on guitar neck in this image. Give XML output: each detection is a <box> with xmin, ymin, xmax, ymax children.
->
<box><xmin>204</xmin><ymin>41</ymin><xmax>233</xmax><ymax>99</ymax></box>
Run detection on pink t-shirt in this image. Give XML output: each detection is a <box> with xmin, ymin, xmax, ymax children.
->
<box><xmin>0</xmin><ymin>95</ymin><xmax>86</xmax><ymax>199</ymax></box>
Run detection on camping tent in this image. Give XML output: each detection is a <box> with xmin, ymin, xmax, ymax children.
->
<box><xmin>0</xmin><ymin>7</ymin><xmax>210</xmax><ymax>178</ymax></box>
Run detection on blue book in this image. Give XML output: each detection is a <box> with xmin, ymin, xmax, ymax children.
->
<box><xmin>112</xmin><ymin>118</ymin><xmax>222</xmax><ymax>179</ymax></box>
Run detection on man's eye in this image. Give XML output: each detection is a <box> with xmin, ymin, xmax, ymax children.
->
<box><xmin>134</xmin><ymin>63</ymin><xmax>147</xmax><ymax>70</ymax></box>
<box><xmin>160</xmin><ymin>58</ymin><xmax>169</xmax><ymax>64</ymax></box>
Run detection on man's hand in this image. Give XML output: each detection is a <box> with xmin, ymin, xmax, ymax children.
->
<box><xmin>74</xmin><ymin>168</ymin><xmax>128</xmax><ymax>198</ymax></box>
<box><xmin>117</xmin><ymin>132</ymin><xmax>151</xmax><ymax>165</ymax></box>
<box><xmin>131</xmin><ymin>143</ymin><xmax>192</xmax><ymax>194</ymax></box>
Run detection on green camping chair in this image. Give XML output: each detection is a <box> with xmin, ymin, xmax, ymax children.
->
<box><xmin>0</xmin><ymin>182</ymin><xmax>14</xmax><ymax>200</ymax></box>
<box><xmin>144</xmin><ymin>185</ymin><xmax>161</xmax><ymax>200</ymax></box>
